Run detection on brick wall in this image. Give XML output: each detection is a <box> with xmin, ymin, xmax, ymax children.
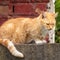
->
<box><xmin>0</xmin><ymin>0</ymin><xmax>49</xmax><ymax>3</ymax></box>
<box><xmin>0</xmin><ymin>0</ymin><xmax>49</xmax><ymax>25</ymax></box>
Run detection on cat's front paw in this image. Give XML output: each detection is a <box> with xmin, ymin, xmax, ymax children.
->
<box><xmin>35</xmin><ymin>40</ymin><xmax>47</xmax><ymax>44</ymax></box>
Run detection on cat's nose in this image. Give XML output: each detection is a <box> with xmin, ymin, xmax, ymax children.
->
<box><xmin>48</xmin><ymin>28</ymin><xmax>52</xmax><ymax>30</ymax></box>
<box><xmin>48</xmin><ymin>26</ymin><xmax>53</xmax><ymax>30</ymax></box>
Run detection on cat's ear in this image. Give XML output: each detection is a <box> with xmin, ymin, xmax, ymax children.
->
<box><xmin>35</xmin><ymin>8</ymin><xmax>43</xmax><ymax>14</ymax></box>
<box><xmin>35</xmin><ymin>8</ymin><xmax>44</xmax><ymax>19</ymax></box>
<box><xmin>55</xmin><ymin>12</ymin><xmax>58</xmax><ymax>17</ymax></box>
<box><xmin>52</xmin><ymin>12</ymin><xmax>58</xmax><ymax>18</ymax></box>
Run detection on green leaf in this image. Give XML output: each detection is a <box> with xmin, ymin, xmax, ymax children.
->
<box><xmin>55</xmin><ymin>0</ymin><xmax>60</xmax><ymax>43</ymax></box>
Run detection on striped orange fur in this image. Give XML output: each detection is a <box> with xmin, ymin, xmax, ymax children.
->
<box><xmin>0</xmin><ymin>9</ymin><xmax>56</xmax><ymax>58</ymax></box>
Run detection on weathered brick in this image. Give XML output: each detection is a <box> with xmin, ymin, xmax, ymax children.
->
<box><xmin>0</xmin><ymin>15</ymin><xmax>8</xmax><ymax>26</ymax></box>
<box><xmin>36</xmin><ymin>3</ymin><xmax>47</xmax><ymax>11</ymax></box>
<box><xmin>31</xmin><ymin>0</ymin><xmax>49</xmax><ymax>3</ymax></box>
<box><xmin>43</xmin><ymin>0</ymin><xmax>49</xmax><ymax>2</ymax></box>
<box><xmin>12</xmin><ymin>0</ymin><xmax>31</xmax><ymax>3</ymax></box>
<box><xmin>0</xmin><ymin>4</ymin><xmax>13</xmax><ymax>15</ymax></box>
<box><xmin>12</xmin><ymin>0</ymin><xmax>49</xmax><ymax>3</ymax></box>
<box><xmin>14</xmin><ymin>3</ymin><xmax>47</xmax><ymax>16</ymax></box>
<box><xmin>0</xmin><ymin>0</ymin><xmax>10</xmax><ymax>4</ymax></box>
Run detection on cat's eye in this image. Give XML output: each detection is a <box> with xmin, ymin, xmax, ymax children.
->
<box><xmin>46</xmin><ymin>23</ymin><xmax>54</xmax><ymax>25</ymax></box>
<box><xmin>46</xmin><ymin>23</ymin><xmax>49</xmax><ymax>25</ymax></box>
<box><xmin>51</xmin><ymin>23</ymin><xmax>54</xmax><ymax>25</ymax></box>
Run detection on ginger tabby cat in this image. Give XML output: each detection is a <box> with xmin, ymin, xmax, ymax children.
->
<box><xmin>0</xmin><ymin>9</ymin><xmax>56</xmax><ymax>58</ymax></box>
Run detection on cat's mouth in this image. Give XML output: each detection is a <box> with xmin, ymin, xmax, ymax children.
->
<box><xmin>47</xmin><ymin>26</ymin><xmax>55</xmax><ymax>30</ymax></box>
<box><xmin>47</xmin><ymin>25</ymin><xmax>54</xmax><ymax>30</ymax></box>
<box><xmin>48</xmin><ymin>28</ymin><xmax>52</xmax><ymax>30</ymax></box>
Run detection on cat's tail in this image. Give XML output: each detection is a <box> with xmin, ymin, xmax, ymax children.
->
<box><xmin>0</xmin><ymin>39</ymin><xmax>24</xmax><ymax>58</ymax></box>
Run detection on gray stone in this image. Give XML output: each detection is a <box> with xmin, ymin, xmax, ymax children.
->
<box><xmin>0</xmin><ymin>44</ymin><xmax>60</xmax><ymax>60</ymax></box>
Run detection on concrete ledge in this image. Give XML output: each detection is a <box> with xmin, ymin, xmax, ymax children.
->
<box><xmin>0</xmin><ymin>44</ymin><xmax>60</xmax><ymax>60</ymax></box>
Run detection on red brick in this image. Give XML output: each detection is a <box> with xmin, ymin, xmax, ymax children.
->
<box><xmin>41</xmin><ymin>0</ymin><xmax>49</xmax><ymax>2</ymax></box>
<box><xmin>0</xmin><ymin>0</ymin><xmax>49</xmax><ymax>3</ymax></box>
<box><xmin>12</xmin><ymin>0</ymin><xmax>31</xmax><ymax>3</ymax></box>
<box><xmin>12</xmin><ymin>0</ymin><xmax>49</xmax><ymax>3</ymax></box>
<box><xmin>0</xmin><ymin>4</ymin><xmax>13</xmax><ymax>15</ymax></box>
<box><xmin>0</xmin><ymin>0</ymin><xmax>10</xmax><ymax>4</ymax></box>
<box><xmin>0</xmin><ymin>0</ymin><xmax>14</xmax><ymax>4</ymax></box>
<box><xmin>8</xmin><ymin>4</ymin><xmax>13</xmax><ymax>14</ymax></box>
<box><xmin>0</xmin><ymin>15</ymin><xmax>8</xmax><ymax>26</ymax></box>
<box><xmin>31</xmin><ymin>0</ymin><xmax>49</xmax><ymax>3</ymax></box>
<box><xmin>36</xmin><ymin>3</ymin><xmax>47</xmax><ymax>11</ymax></box>
<box><xmin>14</xmin><ymin>3</ymin><xmax>35</xmax><ymax>16</ymax></box>
<box><xmin>14</xmin><ymin>3</ymin><xmax>47</xmax><ymax>16</ymax></box>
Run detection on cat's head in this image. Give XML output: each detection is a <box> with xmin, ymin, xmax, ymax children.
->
<box><xmin>35</xmin><ymin>8</ymin><xmax>57</xmax><ymax>30</ymax></box>
<box><xmin>41</xmin><ymin>12</ymin><xmax>57</xmax><ymax>30</ymax></box>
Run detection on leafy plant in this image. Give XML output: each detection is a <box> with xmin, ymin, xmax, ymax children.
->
<box><xmin>55</xmin><ymin>0</ymin><xmax>60</xmax><ymax>43</ymax></box>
